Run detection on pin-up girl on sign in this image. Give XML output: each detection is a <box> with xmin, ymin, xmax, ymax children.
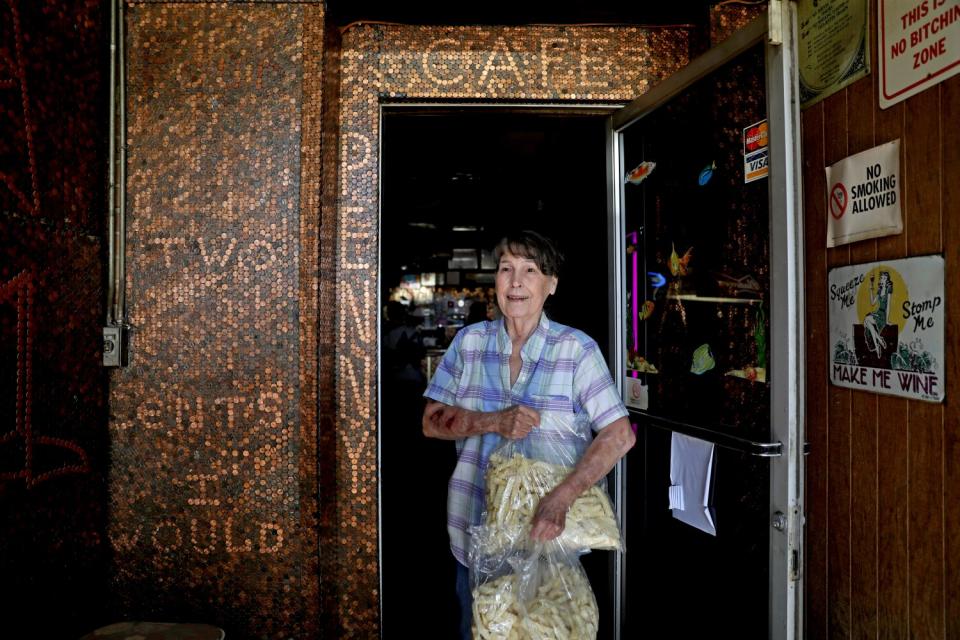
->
<box><xmin>864</xmin><ymin>270</ymin><xmax>892</xmax><ymax>358</ymax></box>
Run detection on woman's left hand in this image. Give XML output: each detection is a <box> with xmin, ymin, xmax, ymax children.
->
<box><xmin>529</xmin><ymin>489</ymin><xmax>572</xmax><ymax>541</ymax></box>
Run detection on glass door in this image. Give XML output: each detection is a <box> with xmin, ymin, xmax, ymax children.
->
<box><xmin>607</xmin><ymin>8</ymin><xmax>803</xmax><ymax>639</ymax></box>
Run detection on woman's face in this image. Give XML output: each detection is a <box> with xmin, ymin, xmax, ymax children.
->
<box><xmin>495</xmin><ymin>251</ymin><xmax>558</xmax><ymax>323</ymax></box>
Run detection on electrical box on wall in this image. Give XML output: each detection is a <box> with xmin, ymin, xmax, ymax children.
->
<box><xmin>103</xmin><ymin>325</ymin><xmax>127</xmax><ymax>367</ymax></box>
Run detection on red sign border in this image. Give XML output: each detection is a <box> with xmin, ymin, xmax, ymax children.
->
<box><xmin>880</xmin><ymin>0</ymin><xmax>960</xmax><ymax>101</ymax></box>
<box><xmin>829</xmin><ymin>182</ymin><xmax>849</xmax><ymax>220</ymax></box>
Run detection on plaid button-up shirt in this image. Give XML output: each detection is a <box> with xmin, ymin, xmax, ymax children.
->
<box><xmin>423</xmin><ymin>313</ymin><xmax>628</xmax><ymax>566</ymax></box>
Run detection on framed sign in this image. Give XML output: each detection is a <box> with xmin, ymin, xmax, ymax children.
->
<box><xmin>879</xmin><ymin>0</ymin><xmax>960</xmax><ymax>109</ymax></box>
<box><xmin>829</xmin><ymin>255</ymin><xmax>944</xmax><ymax>402</ymax></box>
<box><xmin>799</xmin><ymin>0</ymin><xmax>870</xmax><ymax>108</ymax></box>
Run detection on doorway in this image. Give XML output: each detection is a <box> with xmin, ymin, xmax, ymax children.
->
<box><xmin>378</xmin><ymin>108</ymin><xmax>617</xmax><ymax>637</ymax></box>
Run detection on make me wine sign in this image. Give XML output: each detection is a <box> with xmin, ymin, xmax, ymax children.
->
<box><xmin>828</xmin><ymin>255</ymin><xmax>945</xmax><ymax>402</ymax></box>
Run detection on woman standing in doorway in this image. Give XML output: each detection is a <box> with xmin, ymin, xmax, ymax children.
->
<box><xmin>421</xmin><ymin>230</ymin><xmax>635</xmax><ymax>638</ymax></box>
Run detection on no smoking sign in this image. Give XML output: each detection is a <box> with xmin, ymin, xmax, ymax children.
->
<box><xmin>825</xmin><ymin>139</ymin><xmax>902</xmax><ymax>247</ymax></box>
<box><xmin>829</xmin><ymin>183</ymin><xmax>848</xmax><ymax>220</ymax></box>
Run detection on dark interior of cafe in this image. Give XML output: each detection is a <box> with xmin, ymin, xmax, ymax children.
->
<box><xmin>379</xmin><ymin>109</ymin><xmax>615</xmax><ymax>636</ymax></box>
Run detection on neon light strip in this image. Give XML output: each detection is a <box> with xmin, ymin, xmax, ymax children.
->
<box><xmin>627</xmin><ymin>231</ymin><xmax>639</xmax><ymax>355</ymax></box>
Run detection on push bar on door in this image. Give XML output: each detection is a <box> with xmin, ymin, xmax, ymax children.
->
<box><xmin>628</xmin><ymin>409</ymin><xmax>783</xmax><ymax>458</ymax></box>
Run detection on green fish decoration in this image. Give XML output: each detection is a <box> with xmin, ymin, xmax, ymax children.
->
<box><xmin>755</xmin><ymin>305</ymin><xmax>767</xmax><ymax>370</ymax></box>
<box><xmin>690</xmin><ymin>343</ymin><xmax>715</xmax><ymax>375</ymax></box>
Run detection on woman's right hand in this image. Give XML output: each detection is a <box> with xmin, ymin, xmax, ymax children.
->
<box><xmin>494</xmin><ymin>405</ymin><xmax>540</xmax><ymax>439</ymax></box>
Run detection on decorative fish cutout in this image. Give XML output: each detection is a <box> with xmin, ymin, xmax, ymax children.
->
<box><xmin>647</xmin><ymin>271</ymin><xmax>666</xmax><ymax>292</ymax></box>
<box><xmin>698</xmin><ymin>161</ymin><xmax>716</xmax><ymax>186</ymax></box>
<box><xmin>725</xmin><ymin>366</ymin><xmax>766</xmax><ymax>383</ymax></box>
<box><xmin>634</xmin><ymin>358</ymin><xmax>658</xmax><ymax>374</ymax></box>
<box><xmin>638</xmin><ymin>300</ymin><xmax>655</xmax><ymax>320</ymax></box>
<box><xmin>690</xmin><ymin>343</ymin><xmax>715</xmax><ymax>375</ymax></box>
<box><xmin>627</xmin><ymin>351</ymin><xmax>659</xmax><ymax>373</ymax></box>
<box><xmin>625</xmin><ymin>161</ymin><xmax>656</xmax><ymax>185</ymax></box>
<box><xmin>669</xmin><ymin>243</ymin><xmax>693</xmax><ymax>277</ymax></box>
<box><xmin>754</xmin><ymin>305</ymin><xmax>767</xmax><ymax>370</ymax></box>
<box><xmin>712</xmin><ymin>271</ymin><xmax>761</xmax><ymax>296</ymax></box>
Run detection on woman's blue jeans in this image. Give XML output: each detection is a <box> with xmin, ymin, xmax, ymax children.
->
<box><xmin>455</xmin><ymin>562</ymin><xmax>473</xmax><ymax>639</ymax></box>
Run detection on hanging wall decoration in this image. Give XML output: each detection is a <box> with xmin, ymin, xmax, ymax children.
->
<box><xmin>878</xmin><ymin>0</ymin><xmax>960</xmax><ymax>109</ymax></box>
<box><xmin>825</xmin><ymin>139</ymin><xmax>902</xmax><ymax>247</ymax></box>
<box><xmin>798</xmin><ymin>0</ymin><xmax>870</xmax><ymax>108</ymax></box>
<box><xmin>828</xmin><ymin>255</ymin><xmax>944</xmax><ymax>402</ymax></box>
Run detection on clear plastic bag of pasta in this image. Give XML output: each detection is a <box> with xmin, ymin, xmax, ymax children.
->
<box><xmin>482</xmin><ymin>410</ymin><xmax>622</xmax><ymax>554</ymax></box>
<box><xmin>469</xmin><ymin>530</ymin><xmax>599</xmax><ymax>640</ymax></box>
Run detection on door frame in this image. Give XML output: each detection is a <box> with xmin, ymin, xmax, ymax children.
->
<box><xmin>377</xmin><ymin>102</ymin><xmax>625</xmax><ymax>637</ymax></box>
<box><xmin>606</xmin><ymin>7</ymin><xmax>805</xmax><ymax>639</ymax></box>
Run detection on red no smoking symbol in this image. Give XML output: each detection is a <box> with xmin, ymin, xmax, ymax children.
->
<box><xmin>829</xmin><ymin>183</ymin><xmax>848</xmax><ymax>220</ymax></box>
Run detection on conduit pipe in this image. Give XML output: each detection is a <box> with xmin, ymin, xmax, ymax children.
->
<box><xmin>104</xmin><ymin>0</ymin><xmax>127</xmax><ymax>366</ymax></box>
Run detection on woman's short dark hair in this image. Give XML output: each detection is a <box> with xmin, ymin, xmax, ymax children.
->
<box><xmin>493</xmin><ymin>230</ymin><xmax>564</xmax><ymax>277</ymax></box>
<box><xmin>879</xmin><ymin>270</ymin><xmax>893</xmax><ymax>293</ymax></box>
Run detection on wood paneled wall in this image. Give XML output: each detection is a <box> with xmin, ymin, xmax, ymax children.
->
<box><xmin>801</xmin><ymin>4</ymin><xmax>959</xmax><ymax>637</ymax></box>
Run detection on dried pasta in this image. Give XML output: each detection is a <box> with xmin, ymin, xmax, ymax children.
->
<box><xmin>472</xmin><ymin>561</ymin><xmax>598</xmax><ymax>640</ymax></box>
<box><xmin>483</xmin><ymin>452</ymin><xmax>621</xmax><ymax>553</ymax></box>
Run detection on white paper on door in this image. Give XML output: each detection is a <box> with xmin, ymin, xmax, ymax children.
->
<box><xmin>668</xmin><ymin>432</ymin><xmax>716</xmax><ymax>536</ymax></box>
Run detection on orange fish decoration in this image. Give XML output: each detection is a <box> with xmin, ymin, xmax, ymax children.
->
<box><xmin>669</xmin><ymin>243</ymin><xmax>693</xmax><ymax>276</ymax></box>
<box><xmin>625</xmin><ymin>161</ymin><xmax>656</xmax><ymax>185</ymax></box>
<box><xmin>638</xmin><ymin>300</ymin><xmax>655</xmax><ymax>320</ymax></box>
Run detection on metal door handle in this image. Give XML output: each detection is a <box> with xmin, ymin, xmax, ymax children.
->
<box><xmin>771</xmin><ymin>511</ymin><xmax>786</xmax><ymax>532</ymax></box>
<box><xmin>629</xmin><ymin>410</ymin><xmax>783</xmax><ymax>457</ymax></box>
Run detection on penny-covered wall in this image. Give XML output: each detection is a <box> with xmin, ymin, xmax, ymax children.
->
<box><xmin>0</xmin><ymin>0</ymin><xmax>110</xmax><ymax>636</ymax></box>
<box><xmin>110</xmin><ymin>2</ymin><xmax>322</xmax><ymax>638</ymax></box>
<box><xmin>115</xmin><ymin>3</ymin><xmax>694</xmax><ymax>636</ymax></box>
